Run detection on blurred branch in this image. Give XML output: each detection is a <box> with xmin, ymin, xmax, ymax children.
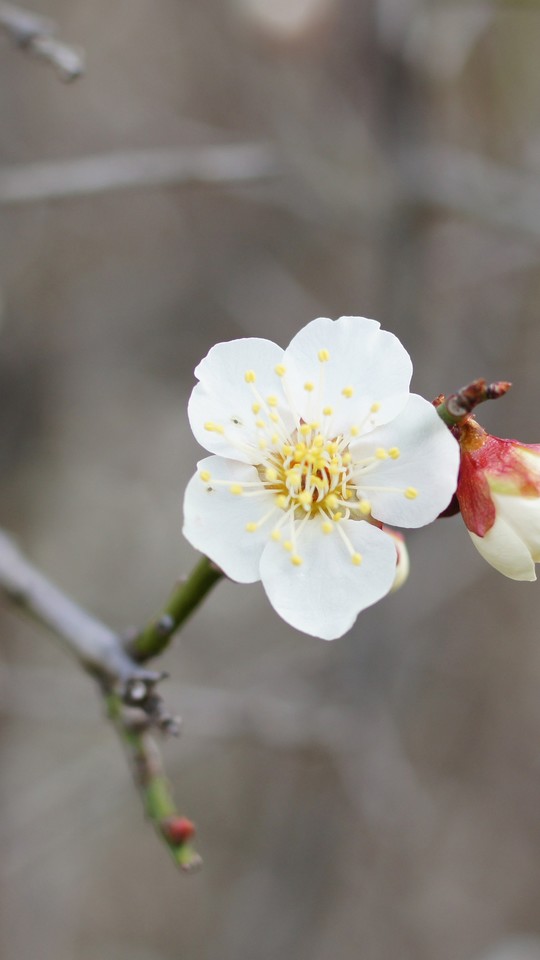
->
<box><xmin>0</xmin><ymin>2</ymin><xmax>84</xmax><ymax>81</ymax></box>
<box><xmin>0</xmin><ymin>142</ymin><xmax>282</xmax><ymax>205</ymax></box>
<box><xmin>400</xmin><ymin>145</ymin><xmax>540</xmax><ymax>243</ymax></box>
<box><xmin>0</xmin><ymin>528</ymin><xmax>200</xmax><ymax>869</ymax></box>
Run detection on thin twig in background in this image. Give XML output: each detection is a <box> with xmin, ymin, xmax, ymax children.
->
<box><xmin>0</xmin><ymin>528</ymin><xmax>200</xmax><ymax>870</ymax></box>
<box><xmin>0</xmin><ymin>2</ymin><xmax>84</xmax><ymax>81</ymax></box>
<box><xmin>0</xmin><ymin>143</ymin><xmax>282</xmax><ymax>205</ymax></box>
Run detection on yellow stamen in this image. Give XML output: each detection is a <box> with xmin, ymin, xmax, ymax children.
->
<box><xmin>359</xmin><ymin>499</ymin><xmax>371</xmax><ymax>515</ymax></box>
<box><xmin>199</xmin><ymin>470</ymin><xmax>211</xmax><ymax>482</ymax></box>
<box><xmin>351</xmin><ymin>553</ymin><xmax>362</xmax><ymax>566</ymax></box>
<box><xmin>275</xmin><ymin>364</ymin><xmax>286</xmax><ymax>377</ymax></box>
<box><xmin>244</xmin><ymin>370</ymin><xmax>256</xmax><ymax>383</ymax></box>
<box><xmin>322</xmin><ymin>521</ymin><xmax>333</xmax><ymax>534</ymax></box>
<box><xmin>255</xmin><ymin>419</ymin><xmax>266</xmax><ymax>429</ymax></box>
<box><xmin>276</xmin><ymin>494</ymin><xmax>289</xmax><ymax>509</ymax></box>
<box><xmin>291</xmin><ymin>554</ymin><xmax>303</xmax><ymax>566</ymax></box>
<box><xmin>370</xmin><ymin>402</ymin><xmax>381</xmax><ymax>413</ymax></box>
<box><xmin>342</xmin><ymin>386</ymin><xmax>354</xmax><ymax>398</ymax></box>
<box><xmin>267</xmin><ymin>395</ymin><xmax>278</xmax><ymax>407</ymax></box>
<box><xmin>405</xmin><ymin>487</ymin><xmax>418</xmax><ymax>500</ymax></box>
<box><xmin>252</xmin><ymin>402</ymin><xmax>261</xmax><ymax>414</ymax></box>
<box><xmin>375</xmin><ymin>447</ymin><xmax>388</xmax><ymax>460</ymax></box>
<box><xmin>230</xmin><ymin>484</ymin><xmax>243</xmax><ymax>495</ymax></box>
<box><xmin>318</xmin><ymin>348</ymin><xmax>330</xmax><ymax>362</ymax></box>
<box><xmin>389</xmin><ymin>447</ymin><xmax>400</xmax><ymax>459</ymax></box>
<box><xmin>323</xmin><ymin>406</ymin><xmax>334</xmax><ymax>417</ymax></box>
<box><xmin>245</xmin><ymin>522</ymin><xmax>258</xmax><ymax>532</ymax></box>
<box><xmin>304</xmin><ymin>381</ymin><xmax>315</xmax><ymax>392</ymax></box>
<box><xmin>265</xmin><ymin>467</ymin><xmax>278</xmax><ymax>481</ymax></box>
<box><xmin>283</xmin><ymin>540</ymin><xmax>293</xmax><ymax>552</ymax></box>
<box><xmin>271</xmin><ymin>529</ymin><xmax>282</xmax><ymax>541</ymax></box>
<box><xmin>204</xmin><ymin>421</ymin><xmax>224</xmax><ymax>434</ymax></box>
<box><xmin>350</xmin><ymin>425</ymin><xmax>359</xmax><ymax>437</ymax></box>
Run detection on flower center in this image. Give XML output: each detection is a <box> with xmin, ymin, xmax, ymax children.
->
<box><xmin>260</xmin><ymin>423</ymin><xmax>356</xmax><ymax>520</ymax></box>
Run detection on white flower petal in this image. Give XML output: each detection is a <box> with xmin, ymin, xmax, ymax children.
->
<box><xmin>182</xmin><ymin>455</ymin><xmax>277</xmax><ymax>583</ymax></box>
<box><xmin>283</xmin><ymin>316</ymin><xmax>412</xmax><ymax>433</ymax></box>
<box><xmin>352</xmin><ymin>394</ymin><xmax>459</xmax><ymax>527</ymax></box>
<box><xmin>259</xmin><ymin>518</ymin><xmax>397</xmax><ymax>640</ymax></box>
<box><xmin>188</xmin><ymin>338</ymin><xmax>294</xmax><ymax>463</ymax></box>
<box><xmin>470</xmin><ymin>493</ymin><xmax>540</xmax><ymax>581</ymax></box>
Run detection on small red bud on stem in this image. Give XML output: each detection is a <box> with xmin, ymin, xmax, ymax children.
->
<box><xmin>161</xmin><ymin>815</ymin><xmax>196</xmax><ymax>846</ymax></box>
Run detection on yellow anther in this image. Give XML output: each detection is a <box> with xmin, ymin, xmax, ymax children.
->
<box><xmin>204</xmin><ymin>421</ymin><xmax>224</xmax><ymax>434</ymax></box>
<box><xmin>304</xmin><ymin>381</ymin><xmax>315</xmax><ymax>392</ymax></box>
<box><xmin>265</xmin><ymin>467</ymin><xmax>278</xmax><ymax>481</ymax></box>
<box><xmin>318</xmin><ymin>348</ymin><xmax>330</xmax><ymax>362</ymax></box>
<box><xmin>245</xmin><ymin>522</ymin><xmax>258</xmax><ymax>532</ymax></box>
<box><xmin>359</xmin><ymin>499</ymin><xmax>371</xmax><ymax>515</ymax></box>
<box><xmin>276</xmin><ymin>494</ymin><xmax>289</xmax><ymax>509</ymax></box>
<box><xmin>255</xmin><ymin>419</ymin><xmax>266</xmax><ymax>429</ymax></box>
<box><xmin>275</xmin><ymin>364</ymin><xmax>286</xmax><ymax>377</ymax></box>
<box><xmin>342</xmin><ymin>452</ymin><xmax>352</xmax><ymax>465</ymax></box>
<box><xmin>328</xmin><ymin>464</ymin><xmax>340</xmax><ymax>476</ymax></box>
<box><xmin>287</xmin><ymin>468</ymin><xmax>301</xmax><ymax>482</ymax></box>
<box><xmin>351</xmin><ymin>553</ymin><xmax>362</xmax><ymax>566</ymax></box>
<box><xmin>298</xmin><ymin>491</ymin><xmax>312</xmax><ymax>507</ymax></box>
<box><xmin>282</xmin><ymin>444</ymin><xmax>293</xmax><ymax>456</ymax></box>
<box><xmin>244</xmin><ymin>370</ymin><xmax>256</xmax><ymax>383</ymax></box>
<box><xmin>258</xmin><ymin>438</ymin><xmax>267</xmax><ymax>450</ymax></box>
<box><xmin>405</xmin><ymin>487</ymin><xmax>418</xmax><ymax>500</ymax></box>
<box><xmin>310</xmin><ymin>422</ymin><xmax>320</xmax><ymax>430</ymax></box>
<box><xmin>375</xmin><ymin>447</ymin><xmax>388</xmax><ymax>460</ymax></box>
<box><xmin>327</xmin><ymin>441</ymin><xmax>338</xmax><ymax>455</ymax></box>
<box><xmin>271</xmin><ymin>529</ymin><xmax>282</xmax><ymax>541</ymax></box>
<box><xmin>291</xmin><ymin>554</ymin><xmax>303</xmax><ymax>567</ymax></box>
<box><xmin>370</xmin><ymin>402</ymin><xmax>381</xmax><ymax>413</ymax></box>
<box><xmin>283</xmin><ymin>540</ymin><xmax>293</xmax><ymax>552</ymax></box>
<box><xmin>270</xmin><ymin>412</ymin><xmax>279</xmax><ymax>423</ymax></box>
<box><xmin>322</xmin><ymin>406</ymin><xmax>334</xmax><ymax>417</ymax></box>
<box><xmin>199</xmin><ymin>470</ymin><xmax>211</xmax><ymax>482</ymax></box>
<box><xmin>252</xmin><ymin>402</ymin><xmax>261</xmax><ymax>414</ymax></box>
<box><xmin>350</xmin><ymin>425</ymin><xmax>360</xmax><ymax>437</ymax></box>
<box><xmin>334</xmin><ymin>511</ymin><xmax>343</xmax><ymax>521</ymax></box>
<box><xmin>267</xmin><ymin>395</ymin><xmax>278</xmax><ymax>407</ymax></box>
<box><xmin>342</xmin><ymin>386</ymin><xmax>354</xmax><ymax>398</ymax></box>
<box><xmin>230</xmin><ymin>484</ymin><xmax>243</xmax><ymax>495</ymax></box>
<box><xmin>300</xmin><ymin>423</ymin><xmax>311</xmax><ymax>436</ymax></box>
<box><xmin>271</xmin><ymin>433</ymin><xmax>279</xmax><ymax>445</ymax></box>
<box><xmin>322</xmin><ymin>521</ymin><xmax>333</xmax><ymax>535</ymax></box>
<box><xmin>314</xmin><ymin>434</ymin><xmax>324</xmax><ymax>447</ymax></box>
<box><xmin>326</xmin><ymin>494</ymin><xmax>338</xmax><ymax>510</ymax></box>
<box><xmin>389</xmin><ymin>447</ymin><xmax>400</xmax><ymax>459</ymax></box>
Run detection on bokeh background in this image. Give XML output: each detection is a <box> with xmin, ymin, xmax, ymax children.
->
<box><xmin>2</xmin><ymin>2</ymin><xmax>540</xmax><ymax>959</ymax></box>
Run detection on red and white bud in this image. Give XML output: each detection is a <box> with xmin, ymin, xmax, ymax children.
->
<box><xmin>456</xmin><ymin>419</ymin><xmax>540</xmax><ymax>580</ymax></box>
<box><xmin>381</xmin><ymin>526</ymin><xmax>410</xmax><ymax>592</ymax></box>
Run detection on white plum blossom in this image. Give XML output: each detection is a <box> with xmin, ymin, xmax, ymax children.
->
<box><xmin>183</xmin><ymin>316</ymin><xmax>459</xmax><ymax>639</ymax></box>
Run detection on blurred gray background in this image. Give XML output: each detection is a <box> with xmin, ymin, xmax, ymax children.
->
<box><xmin>2</xmin><ymin>1</ymin><xmax>540</xmax><ymax>959</ymax></box>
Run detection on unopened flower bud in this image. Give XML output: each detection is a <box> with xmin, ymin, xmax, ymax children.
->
<box><xmin>456</xmin><ymin>419</ymin><xmax>540</xmax><ymax>580</ymax></box>
<box><xmin>381</xmin><ymin>526</ymin><xmax>410</xmax><ymax>592</ymax></box>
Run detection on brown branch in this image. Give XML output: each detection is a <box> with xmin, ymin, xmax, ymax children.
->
<box><xmin>0</xmin><ymin>527</ymin><xmax>200</xmax><ymax>868</ymax></box>
<box><xmin>0</xmin><ymin>2</ymin><xmax>84</xmax><ymax>81</ymax></box>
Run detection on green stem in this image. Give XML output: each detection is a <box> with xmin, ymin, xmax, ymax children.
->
<box><xmin>106</xmin><ymin>693</ymin><xmax>201</xmax><ymax>871</ymax></box>
<box><xmin>130</xmin><ymin>555</ymin><xmax>223</xmax><ymax>662</ymax></box>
